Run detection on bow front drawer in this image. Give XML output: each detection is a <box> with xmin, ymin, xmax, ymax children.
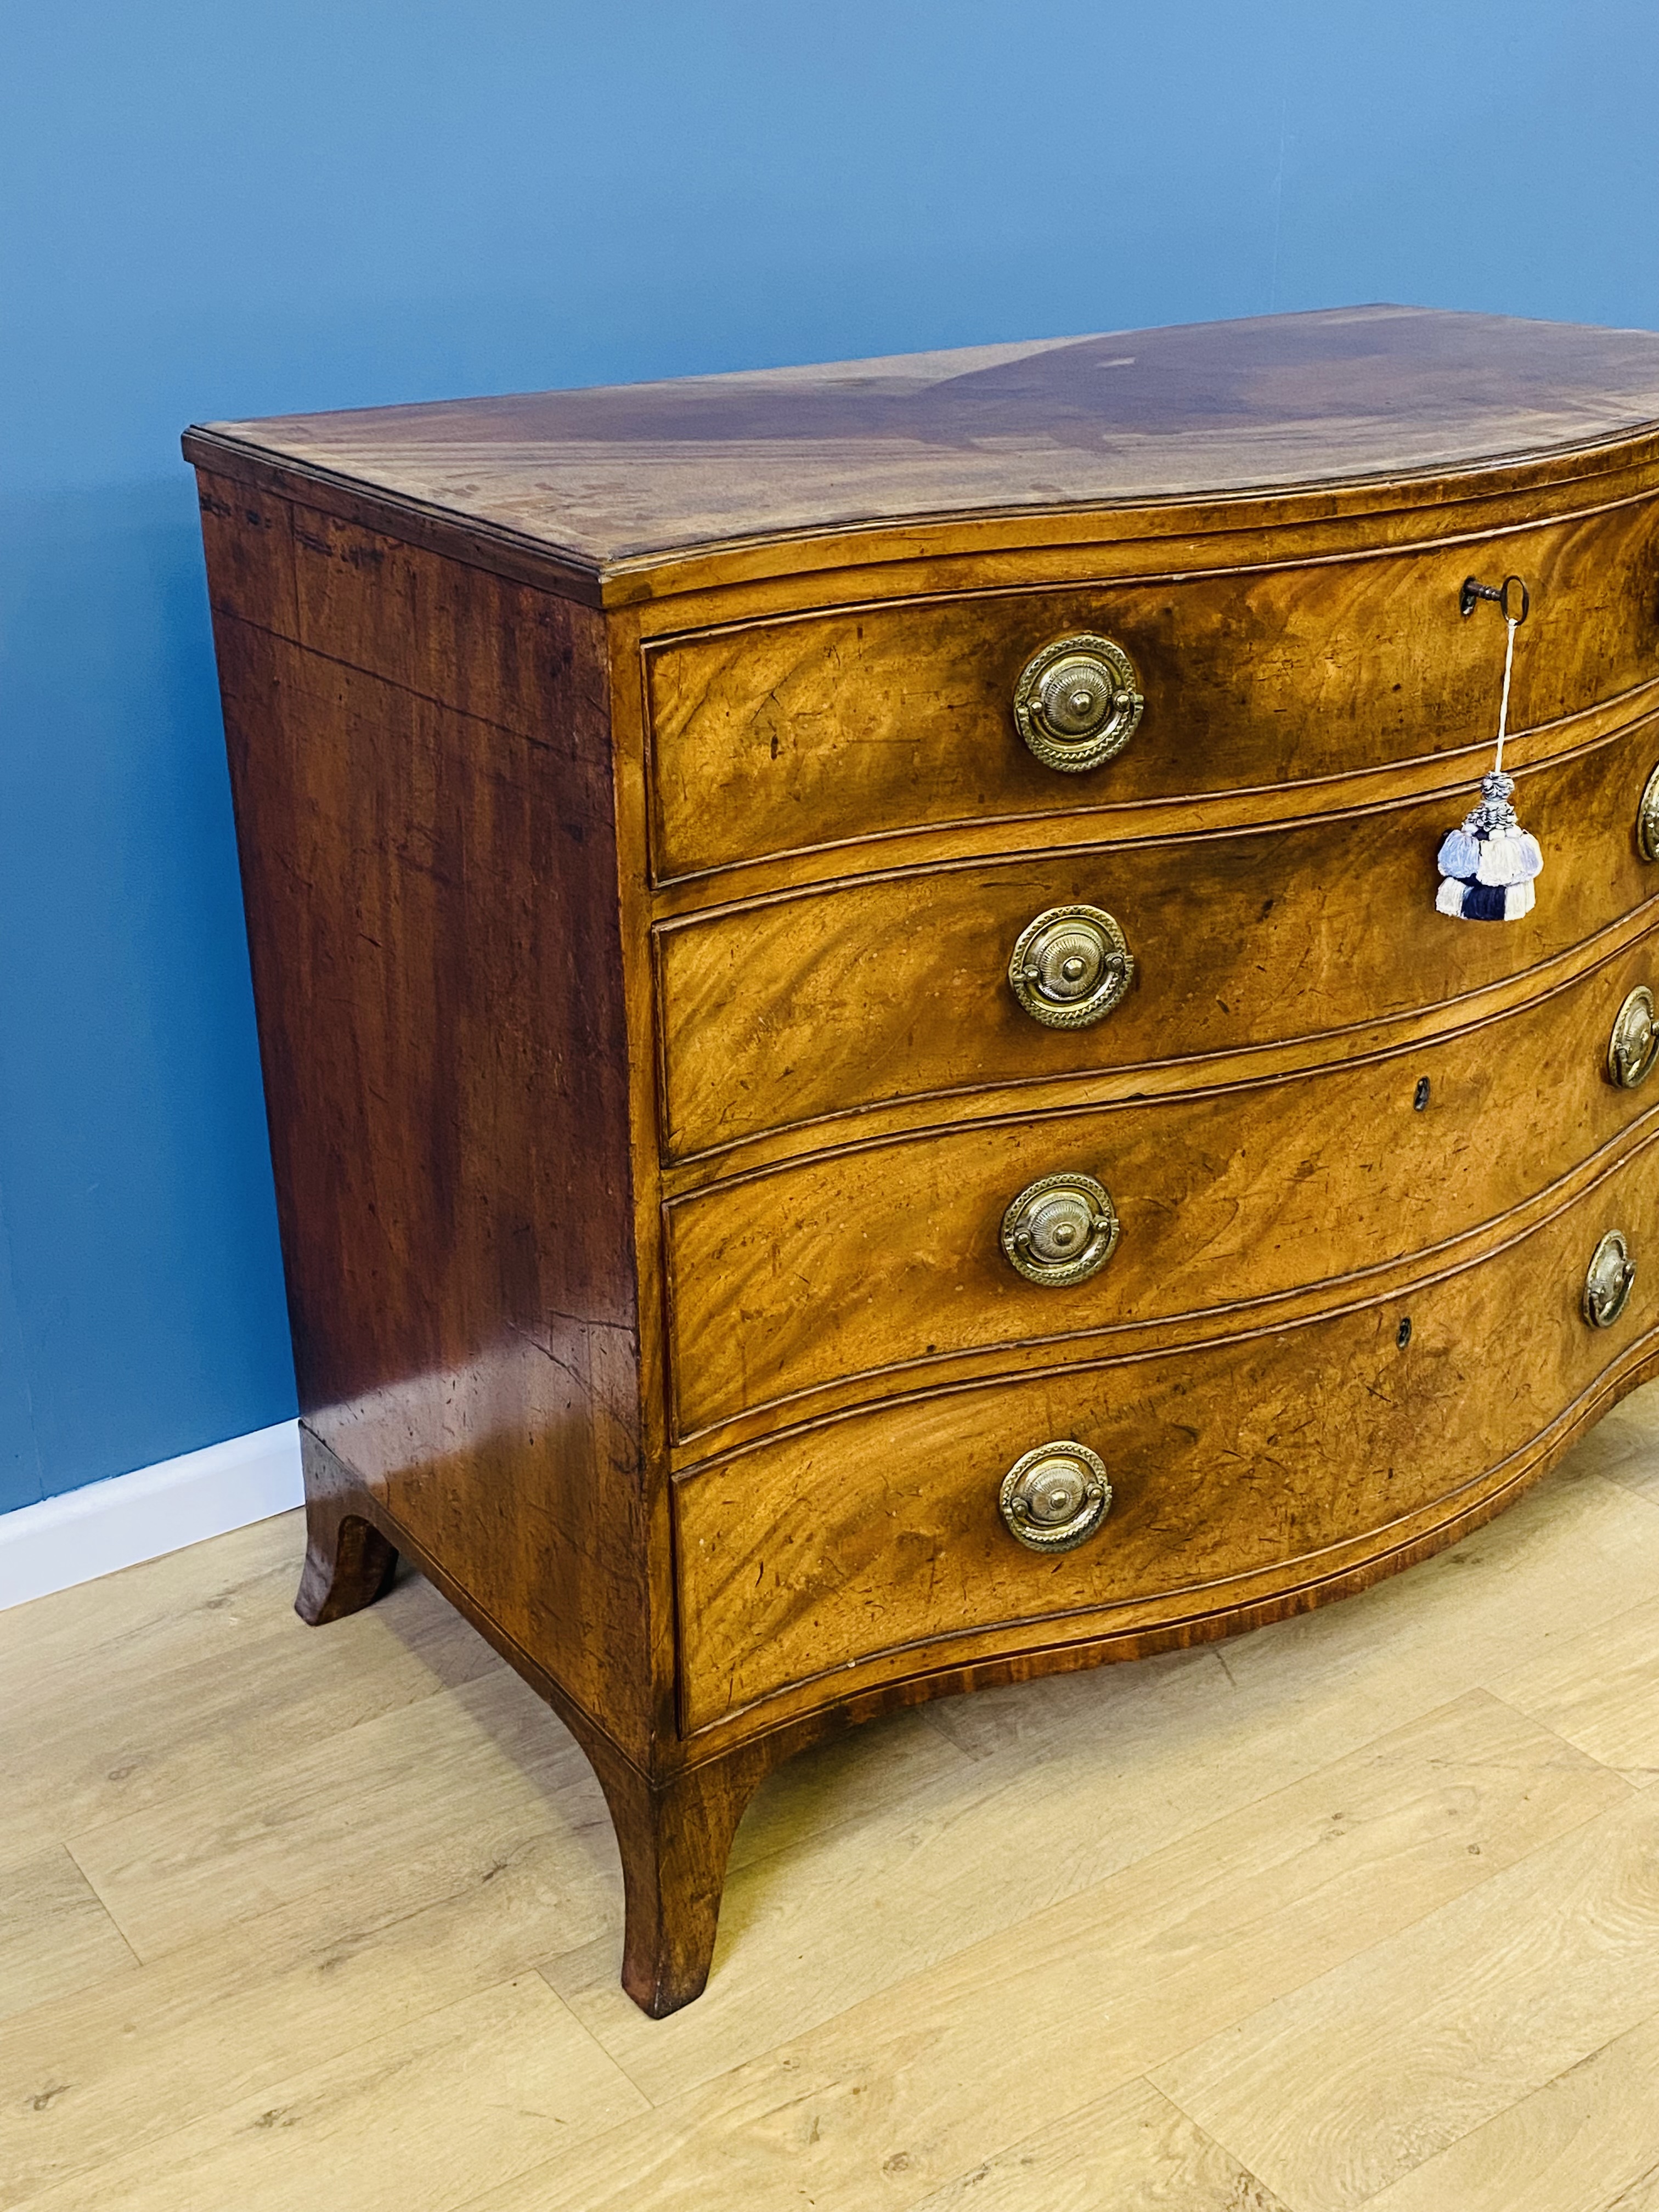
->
<box><xmin>656</xmin><ymin>713</ymin><xmax>1659</xmax><ymax>1159</ymax></box>
<box><xmin>645</xmin><ymin>498</ymin><xmax>1659</xmax><ymax>882</ymax></box>
<box><xmin>674</xmin><ymin>1132</ymin><xmax>1659</xmax><ymax>1733</ymax></box>
<box><xmin>665</xmin><ymin>941</ymin><xmax>1659</xmax><ymax>1441</ymax></box>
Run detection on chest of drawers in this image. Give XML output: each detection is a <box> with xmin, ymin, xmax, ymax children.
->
<box><xmin>187</xmin><ymin>306</ymin><xmax>1659</xmax><ymax>2015</ymax></box>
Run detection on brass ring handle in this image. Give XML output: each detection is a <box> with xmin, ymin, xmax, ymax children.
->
<box><xmin>1008</xmin><ymin>905</ymin><xmax>1133</xmax><ymax>1028</ymax></box>
<box><xmin>1607</xmin><ymin>987</ymin><xmax>1659</xmax><ymax>1090</ymax></box>
<box><xmin>998</xmin><ymin>1440</ymin><xmax>1113</xmax><ymax>1553</ymax></box>
<box><xmin>1001</xmin><ymin>1172</ymin><xmax>1119</xmax><ymax>1286</ymax></box>
<box><xmin>1013</xmin><ymin>634</ymin><xmax>1144</xmax><ymax>771</ymax></box>
<box><xmin>1583</xmin><ymin>1230</ymin><xmax>1636</xmax><ymax>1329</ymax></box>
<box><xmin>1638</xmin><ymin>763</ymin><xmax>1659</xmax><ymax>862</ymax></box>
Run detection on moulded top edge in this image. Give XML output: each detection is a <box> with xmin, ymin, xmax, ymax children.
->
<box><xmin>185</xmin><ymin>307</ymin><xmax>1659</xmax><ymax>580</ymax></box>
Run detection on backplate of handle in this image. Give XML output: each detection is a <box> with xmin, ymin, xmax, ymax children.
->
<box><xmin>1000</xmin><ymin>1172</ymin><xmax>1119</xmax><ymax>1286</ymax></box>
<box><xmin>1584</xmin><ymin>1230</ymin><xmax>1635</xmax><ymax>1329</ymax></box>
<box><xmin>1008</xmin><ymin>904</ymin><xmax>1133</xmax><ymax>1028</ymax></box>
<box><xmin>1607</xmin><ymin>986</ymin><xmax>1659</xmax><ymax>1090</ymax></box>
<box><xmin>1012</xmin><ymin>634</ymin><xmax>1143</xmax><ymax>772</ymax></box>
<box><xmin>998</xmin><ymin>1440</ymin><xmax>1113</xmax><ymax>1551</ymax></box>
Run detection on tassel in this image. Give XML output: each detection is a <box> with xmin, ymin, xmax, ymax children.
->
<box><xmin>1435</xmin><ymin>769</ymin><xmax>1542</xmax><ymax>921</ymax></box>
<box><xmin>1436</xmin><ymin>590</ymin><xmax>1541</xmax><ymax>922</ymax></box>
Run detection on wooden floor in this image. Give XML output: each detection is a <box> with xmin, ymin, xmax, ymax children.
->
<box><xmin>7</xmin><ymin>1401</ymin><xmax>1659</xmax><ymax>2212</ymax></box>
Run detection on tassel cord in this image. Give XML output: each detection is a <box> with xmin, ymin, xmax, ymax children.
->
<box><xmin>1493</xmin><ymin>613</ymin><xmax>1517</xmax><ymax>776</ymax></box>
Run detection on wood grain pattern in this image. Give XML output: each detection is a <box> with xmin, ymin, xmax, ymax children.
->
<box><xmin>0</xmin><ymin>1672</ymin><xmax>641</xmax><ymax>2212</ymax></box>
<box><xmin>548</xmin><ymin>1500</ymin><xmax>1655</xmax><ymax>2098</ymax></box>
<box><xmin>654</xmin><ymin>894</ymin><xmax>1659</xmax><ymax>1196</ymax></box>
<box><xmin>12</xmin><ymin>1976</ymin><xmax>647</xmax><ymax>2212</ymax></box>
<box><xmin>667</xmin><ymin>943</ymin><xmax>1659</xmax><ymax>1438</ymax></box>
<box><xmin>563</xmin><ymin>1465</ymin><xmax>1659</xmax><ymax>2112</ymax></box>
<box><xmin>210</xmin><ymin>606</ymin><xmax>658</xmax><ymax>1756</ymax></box>
<box><xmin>188</xmin><ymin>309</ymin><xmax>1659</xmax><ymax>572</ymax></box>
<box><xmin>645</xmin><ymin>682</ymin><xmax>1659</xmax><ymax>928</ymax></box>
<box><xmin>0</xmin><ymin>1528</ymin><xmax>494</xmax><ymax>1861</ymax></box>
<box><xmin>675</xmin><ymin>1133</ymin><xmax>1659</xmax><ymax>1731</ymax></box>
<box><xmin>1490</xmin><ymin>1580</ymin><xmax>1659</xmax><ymax>1783</ymax></box>
<box><xmin>1149</xmin><ymin>1784</ymin><xmax>1659</xmax><ymax>2211</ymax></box>
<box><xmin>899</xmin><ymin>2078</ymin><xmax>1290</xmax><ymax>2212</ymax></box>
<box><xmin>63</xmin><ymin>1658</ymin><xmax>615</xmax><ymax>1966</ymax></box>
<box><xmin>646</xmin><ymin>493</ymin><xmax>1659</xmax><ymax>879</ymax></box>
<box><xmin>1360</xmin><ymin>2007</ymin><xmax>1659</xmax><ymax>2212</ymax></box>
<box><xmin>198</xmin><ymin>473</ymin><xmax>607</xmax><ymax>731</ymax></box>
<box><xmin>658</xmin><ymin>713</ymin><xmax>1659</xmax><ymax>1160</ymax></box>
<box><xmin>0</xmin><ymin>1845</ymin><xmax>135</xmax><ymax>2027</ymax></box>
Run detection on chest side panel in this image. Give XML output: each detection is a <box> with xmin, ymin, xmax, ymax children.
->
<box><xmin>197</xmin><ymin>472</ymin><xmax>659</xmax><ymax>1756</ymax></box>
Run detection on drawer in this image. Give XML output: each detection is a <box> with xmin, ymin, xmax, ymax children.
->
<box><xmin>646</xmin><ymin>498</ymin><xmax>1659</xmax><ymax>880</ymax></box>
<box><xmin>658</xmin><ymin>713</ymin><xmax>1659</xmax><ymax>1159</ymax></box>
<box><xmin>666</xmin><ymin>942</ymin><xmax>1659</xmax><ymax>1438</ymax></box>
<box><xmin>675</xmin><ymin>1132</ymin><xmax>1659</xmax><ymax>1731</ymax></box>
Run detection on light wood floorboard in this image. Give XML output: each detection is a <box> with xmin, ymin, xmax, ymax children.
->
<box><xmin>1360</xmin><ymin>2008</ymin><xmax>1659</xmax><ymax>2212</ymax></box>
<box><xmin>0</xmin><ymin>1844</ymin><xmax>136</xmax><ymax>2027</ymax></box>
<box><xmin>1492</xmin><ymin>1588</ymin><xmax>1659</xmax><ymax>1784</ymax></box>
<box><xmin>899</xmin><ymin>2078</ymin><xmax>1291</xmax><ymax>2211</ymax></box>
<box><xmin>4</xmin><ymin>1387</ymin><xmax>1659</xmax><ymax>2208</ymax></box>
<box><xmin>541</xmin><ymin>1681</ymin><xmax>1624</xmax><ymax>2103</ymax></box>
<box><xmin>1152</xmin><ymin>1785</ymin><xmax>1659</xmax><ymax>2210</ymax></box>
<box><xmin>0</xmin><ymin>1514</ymin><xmax>309</xmax><ymax>1688</ymax></box>
<box><xmin>0</xmin><ymin>1553</ymin><xmax>500</xmax><ymax>1858</ymax></box>
<box><xmin>495</xmin><ymin>1692</ymin><xmax>1622</xmax><ymax>2211</ymax></box>
<box><xmin>63</xmin><ymin>1663</ymin><xmax>617</xmax><ymax>1961</ymax></box>
<box><xmin>18</xmin><ymin>1976</ymin><xmax>646</xmax><ymax>2212</ymax></box>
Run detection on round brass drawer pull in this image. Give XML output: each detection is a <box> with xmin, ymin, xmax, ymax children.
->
<box><xmin>1009</xmin><ymin>904</ymin><xmax>1133</xmax><ymax>1028</ymax></box>
<box><xmin>1001</xmin><ymin>1172</ymin><xmax>1119</xmax><ymax>1286</ymax></box>
<box><xmin>1584</xmin><ymin>1230</ymin><xmax>1636</xmax><ymax>1329</ymax></box>
<box><xmin>1639</xmin><ymin>763</ymin><xmax>1659</xmax><ymax>861</ymax></box>
<box><xmin>998</xmin><ymin>1440</ymin><xmax>1113</xmax><ymax>1552</ymax></box>
<box><xmin>1607</xmin><ymin>987</ymin><xmax>1659</xmax><ymax>1089</ymax></box>
<box><xmin>1013</xmin><ymin>634</ymin><xmax>1143</xmax><ymax>772</ymax></box>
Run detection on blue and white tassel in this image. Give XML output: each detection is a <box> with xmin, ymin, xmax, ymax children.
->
<box><xmin>1436</xmin><ymin>580</ymin><xmax>1541</xmax><ymax>921</ymax></box>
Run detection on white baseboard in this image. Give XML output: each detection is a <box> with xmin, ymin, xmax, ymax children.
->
<box><xmin>0</xmin><ymin>1419</ymin><xmax>303</xmax><ymax>1612</ymax></box>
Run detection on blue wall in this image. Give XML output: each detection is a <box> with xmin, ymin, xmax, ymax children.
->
<box><xmin>2</xmin><ymin>1</ymin><xmax>1657</xmax><ymax>1510</ymax></box>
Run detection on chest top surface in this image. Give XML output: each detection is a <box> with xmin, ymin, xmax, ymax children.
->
<box><xmin>190</xmin><ymin>307</ymin><xmax>1659</xmax><ymax>577</ymax></box>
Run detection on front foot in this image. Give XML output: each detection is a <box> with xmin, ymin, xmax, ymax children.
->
<box><xmin>591</xmin><ymin>1747</ymin><xmax>766</xmax><ymax>2017</ymax></box>
<box><xmin>296</xmin><ymin>1507</ymin><xmax>398</xmax><ymax>1624</ymax></box>
<box><xmin>294</xmin><ymin>1427</ymin><xmax>398</xmax><ymax>1624</ymax></box>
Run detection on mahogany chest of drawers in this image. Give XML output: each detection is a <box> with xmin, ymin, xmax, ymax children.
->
<box><xmin>187</xmin><ymin>305</ymin><xmax>1659</xmax><ymax>2013</ymax></box>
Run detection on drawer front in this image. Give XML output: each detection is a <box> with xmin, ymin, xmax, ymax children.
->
<box><xmin>646</xmin><ymin>498</ymin><xmax>1659</xmax><ymax>879</ymax></box>
<box><xmin>674</xmin><ymin>1135</ymin><xmax>1659</xmax><ymax>1731</ymax></box>
<box><xmin>659</xmin><ymin>715</ymin><xmax>1659</xmax><ymax>1158</ymax></box>
<box><xmin>667</xmin><ymin>942</ymin><xmax>1659</xmax><ymax>1438</ymax></box>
